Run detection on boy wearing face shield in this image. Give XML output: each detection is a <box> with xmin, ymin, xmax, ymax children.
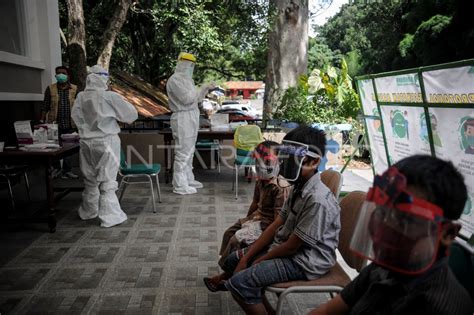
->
<box><xmin>310</xmin><ymin>155</ymin><xmax>472</xmax><ymax>315</ymax></box>
<box><xmin>203</xmin><ymin>127</ymin><xmax>341</xmax><ymax>314</ymax></box>
<box><xmin>213</xmin><ymin>141</ymin><xmax>290</xmax><ymax>269</ymax></box>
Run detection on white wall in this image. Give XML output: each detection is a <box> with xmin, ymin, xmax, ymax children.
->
<box><xmin>0</xmin><ymin>0</ymin><xmax>61</xmax><ymax>101</ymax></box>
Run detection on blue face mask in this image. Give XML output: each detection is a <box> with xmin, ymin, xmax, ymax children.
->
<box><xmin>56</xmin><ymin>73</ymin><xmax>68</xmax><ymax>84</ymax></box>
<box><xmin>467</xmin><ymin>135</ymin><xmax>474</xmax><ymax>146</ymax></box>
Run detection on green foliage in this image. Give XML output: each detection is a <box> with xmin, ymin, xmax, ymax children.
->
<box><xmin>399</xmin><ymin>33</ymin><xmax>414</xmax><ymax>58</ymax></box>
<box><xmin>308</xmin><ymin>38</ymin><xmax>341</xmax><ymax>71</ymax></box>
<box><xmin>313</xmin><ymin>0</ymin><xmax>474</xmax><ymax>75</ymax></box>
<box><xmin>274</xmin><ymin>61</ymin><xmax>361</xmax><ymax>125</ymax></box>
<box><xmin>60</xmin><ymin>0</ymin><xmax>269</xmax><ymax>86</ymax></box>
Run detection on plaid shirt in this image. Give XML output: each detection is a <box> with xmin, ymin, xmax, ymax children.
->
<box><xmin>42</xmin><ymin>85</ymin><xmax>74</xmax><ymax>129</ymax></box>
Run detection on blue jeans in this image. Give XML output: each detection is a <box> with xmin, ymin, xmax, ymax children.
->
<box><xmin>222</xmin><ymin>248</ymin><xmax>307</xmax><ymax>305</ymax></box>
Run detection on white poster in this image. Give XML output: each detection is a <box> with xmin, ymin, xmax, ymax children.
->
<box><xmin>423</xmin><ymin>66</ymin><xmax>474</xmax><ymax>104</ymax></box>
<box><xmin>358</xmin><ymin>79</ymin><xmax>378</xmax><ymax>116</ymax></box>
<box><xmin>429</xmin><ymin>108</ymin><xmax>474</xmax><ymax>238</ymax></box>
<box><xmin>365</xmin><ymin>116</ymin><xmax>389</xmax><ymax>175</ymax></box>
<box><xmin>380</xmin><ymin>105</ymin><xmax>431</xmax><ymax>164</ymax></box>
<box><xmin>374</xmin><ymin>73</ymin><xmax>423</xmax><ymax>104</ymax></box>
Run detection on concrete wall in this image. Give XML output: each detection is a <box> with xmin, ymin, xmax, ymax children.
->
<box><xmin>0</xmin><ymin>0</ymin><xmax>61</xmax><ymax>102</ymax></box>
<box><xmin>0</xmin><ymin>0</ymin><xmax>61</xmax><ymax>143</ymax></box>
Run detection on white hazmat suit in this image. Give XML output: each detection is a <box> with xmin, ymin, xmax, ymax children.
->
<box><xmin>72</xmin><ymin>65</ymin><xmax>138</xmax><ymax>227</ymax></box>
<box><xmin>166</xmin><ymin>56</ymin><xmax>214</xmax><ymax>195</ymax></box>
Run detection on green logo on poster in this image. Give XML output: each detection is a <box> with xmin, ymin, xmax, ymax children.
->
<box><xmin>458</xmin><ymin>116</ymin><xmax>474</xmax><ymax>155</ymax></box>
<box><xmin>463</xmin><ymin>196</ymin><xmax>472</xmax><ymax>216</ymax></box>
<box><xmin>390</xmin><ymin>110</ymin><xmax>409</xmax><ymax>139</ymax></box>
<box><xmin>396</xmin><ymin>75</ymin><xmax>419</xmax><ymax>87</ymax></box>
<box><xmin>420</xmin><ymin>113</ymin><xmax>442</xmax><ymax>147</ymax></box>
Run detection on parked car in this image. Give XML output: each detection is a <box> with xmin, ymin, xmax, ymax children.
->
<box><xmin>216</xmin><ymin>109</ymin><xmax>258</xmax><ymax>122</ymax></box>
<box><xmin>221</xmin><ymin>101</ymin><xmax>261</xmax><ymax>118</ymax></box>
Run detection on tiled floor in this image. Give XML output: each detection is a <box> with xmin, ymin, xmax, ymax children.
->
<box><xmin>0</xmin><ymin>168</ymin><xmax>370</xmax><ymax>314</ymax></box>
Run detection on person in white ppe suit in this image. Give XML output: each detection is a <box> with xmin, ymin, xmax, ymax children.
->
<box><xmin>167</xmin><ymin>52</ymin><xmax>215</xmax><ymax>195</ymax></box>
<box><xmin>72</xmin><ymin>65</ymin><xmax>138</xmax><ymax>227</ymax></box>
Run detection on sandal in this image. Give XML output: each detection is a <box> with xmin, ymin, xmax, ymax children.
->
<box><xmin>203</xmin><ymin>277</ymin><xmax>228</xmax><ymax>292</ymax></box>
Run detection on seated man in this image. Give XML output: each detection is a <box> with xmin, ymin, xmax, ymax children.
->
<box><xmin>217</xmin><ymin>141</ymin><xmax>290</xmax><ymax>268</ymax></box>
<box><xmin>204</xmin><ymin>126</ymin><xmax>341</xmax><ymax>314</ymax></box>
<box><xmin>310</xmin><ymin>155</ymin><xmax>473</xmax><ymax>315</ymax></box>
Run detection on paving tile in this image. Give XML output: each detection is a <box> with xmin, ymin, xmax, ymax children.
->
<box><xmin>23</xmin><ymin>295</ymin><xmax>92</xmax><ymax>314</ymax></box>
<box><xmin>37</xmin><ymin>230</ymin><xmax>86</xmax><ymax>245</ymax></box>
<box><xmin>67</xmin><ymin>246</ymin><xmax>120</xmax><ymax>264</ymax></box>
<box><xmin>0</xmin><ymin>268</ymin><xmax>50</xmax><ymax>291</ymax></box>
<box><xmin>15</xmin><ymin>247</ymin><xmax>70</xmax><ymax>265</ymax></box>
<box><xmin>180</xmin><ymin>216</ymin><xmax>217</xmax><ymax>228</ymax></box>
<box><xmin>106</xmin><ymin>267</ymin><xmax>163</xmax><ymax>289</ymax></box>
<box><xmin>187</xmin><ymin>195</ymin><xmax>217</xmax><ymax>205</ymax></box>
<box><xmin>93</xmin><ymin>293</ymin><xmax>156</xmax><ymax>314</ymax></box>
<box><xmin>84</xmin><ymin>230</ymin><xmax>130</xmax><ymax>244</ymax></box>
<box><xmin>0</xmin><ymin>296</ymin><xmax>25</xmax><ymax>314</ymax></box>
<box><xmin>155</xmin><ymin>205</ymin><xmax>181</xmax><ymax>215</ymax></box>
<box><xmin>184</xmin><ymin>205</ymin><xmax>217</xmax><ymax>215</ymax></box>
<box><xmin>177</xmin><ymin>229</ymin><xmax>218</xmax><ymax>243</ymax></box>
<box><xmin>120</xmin><ymin>245</ymin><xmax>169</xmax><ymax>263</ymax></box>
<box><xmin>46</xmin><ymin>267</ymin><xmax>107</xmax><ymax>290</ymax></box>
<box><xmin>141</xmin><ymin>216</ymin><xmax>177</xmax><ymax>228</ymax></box>
<box><xmin>160</xmin><ymin>292</ymin><xmax>223</xmax><ymax>315</ymax></box>
<box><xmin>132</xmin><ymin>229</ymin><xmax>174</xmax><ymax>243</ymax></box>
<box><xmin>176</xmin><ymin>245</ymin><xmax>219</xmax><ymax>262</ymax></box>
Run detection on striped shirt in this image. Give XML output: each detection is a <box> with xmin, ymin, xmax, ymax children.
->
<box><xmin>271</xmin><ymin>172</ymin><xmax>341</xmax><ymax>280</ymax></box>
<box><xmin>340</xmin><ymin>259</ymin><xmax>473</xmax><ymax>314</ymax></box>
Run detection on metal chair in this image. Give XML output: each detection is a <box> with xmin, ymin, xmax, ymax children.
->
<box><xmin>195</xmin><ymin>139</ymin><xmax>221</xmax><ymax>173</ymax></box>
<box><xmin>118</xmin><ymin>151</ymin><xmax>162</xmax><ymax>213</ymax></box>
<box><xmin>0</xmin><ymin>165</ymin><xmax>31</xmax><ymax>210</ymax></box>
<box><xmin>264</xmin><ymin>191</ymin><xmax>367</xmax><ymax>315</ymax></box>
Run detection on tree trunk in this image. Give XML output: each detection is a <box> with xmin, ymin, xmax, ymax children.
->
<box><xmin>66</xmin><ymin>0</ymin><xmax>87</xmax><ymax>91</ymax></box>
<box><xmin>263</xmin><ymin>0</ymin><xmax>309</xmax><ymax>122</ymax></box>
<box><xmin>96</xmin><ymin>0</ymin><xmax>134</xmax><ymax>71</ymax></box>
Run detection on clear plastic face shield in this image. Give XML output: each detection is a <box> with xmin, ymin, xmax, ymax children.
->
<box><xmin>350</xmin><ymin>167</ymin><xmax>446</xmax><ymax>275</ymax></box>
<box><xmin>277</xmin><ymin>140</ymin><xmax>320</xmax><ymax>182</ymax></box>
<box><xmin>252</xmin><ymin>145</ymin><xmax>279</xmax><ymax>181</ymax></box>
<box><xmin>88</xmin><ymin>66</ymin><xmax>110</xmax><ymax>87</ymax></box>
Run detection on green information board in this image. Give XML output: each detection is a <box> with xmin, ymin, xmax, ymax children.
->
<box><xmin>356</xmin><ymin>59</ymin><xmax>474</xmax><ymax>247</ymax></box>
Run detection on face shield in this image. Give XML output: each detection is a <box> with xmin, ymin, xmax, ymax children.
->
<box><xmin>277</xmin><ymin>140</ymin><xmax>320</xmax><ymax>182</ymax></box>
<box><xmin>86</xmin><ymin>65</ymin><xmax>110</xmax><ymax>90</ymax></box>
<box><xmin>350</xmin><ymin>167</ymin><xmax>446</xmax><ymax>275</ymax></box>
<box><xmin>252</xmin><ymin>146</ymin><xmax>279</xmax><ymax>181</ymax></box>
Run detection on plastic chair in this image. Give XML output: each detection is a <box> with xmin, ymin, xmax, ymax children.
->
<box><xmin>264</xmin><ymin>191</ymin><xmax>367</xmax><ymax>315</ymax></box>
<box><xmin>232</xmin><ymin>125</ymin><xmax>263</xmax><ymax>199</ymax></box>
<box><xmin>0</xmin><ymin>165</ymin><xmax>31</xmax><ymax>210</ymax></box>
<box><xmin>321</xmin><ymin>169</ymin><xmax>343</xmax><ymax>199</ymax></box>
<box><xmin>118</xmin><ymin>151</ymin><xmax>162</xmax><ymax>213</ymax></box>
<box><xmin>195</xmin><ymin>139</ymin><xmax>221</xmax><ymax>173</ymax></box>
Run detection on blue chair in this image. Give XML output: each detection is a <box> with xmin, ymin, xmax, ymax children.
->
<box><xmin>195</xmin><ymin>139</ymin><xmax>221</xmax><ymax>173</ymax></box>
<box><xmin>118</xmin><ymin>151</ymin><xmax>162</xmax><ymax>213</ymax></box>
